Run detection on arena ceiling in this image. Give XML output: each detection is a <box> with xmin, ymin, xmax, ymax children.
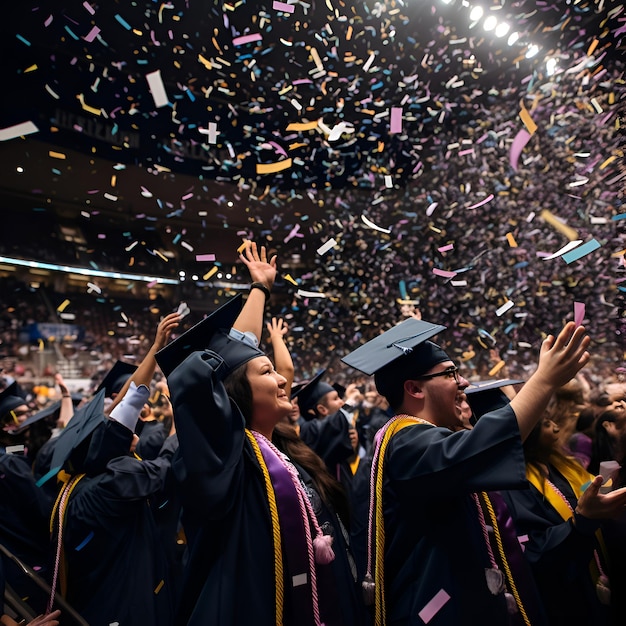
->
<box><xmin>1</xmin><ymin>0</ymin><xmax>624</xmax><ymax>273</ymax></box>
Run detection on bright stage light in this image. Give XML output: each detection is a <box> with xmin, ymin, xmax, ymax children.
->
<box><xmin>483</xmin><ymin>15</ymin><xmax>497</xmax><ymax>31</ymax></box>
<box><xmin>469</xmin><ymin>6</ymin><xmax>484</xmax><ymax>21</ymax></box>
<box><xmin>507</xmin><ymin>31</ymin><xmax>520</xmax><ymax>45</ymax></box>
<box><xmin>495</xmin><ymin>22</ymin><xmax>510</xmax><ymax>37</ymax></box>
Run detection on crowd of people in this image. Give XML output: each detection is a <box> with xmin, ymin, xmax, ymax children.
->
<box><xmin>1</xmin><ymin>240</ymin><xmax>626</xmax><ymax>626</ymax></box>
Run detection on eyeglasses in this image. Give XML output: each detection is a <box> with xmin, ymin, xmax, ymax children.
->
<box><xmin>417</xmin><ymin>366</ymin><xmax>461</xmax><ymax>384</ymax></box>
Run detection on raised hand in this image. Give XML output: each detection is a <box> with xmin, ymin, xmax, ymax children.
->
<box><xmin>154</xmin><ymin>312</ymin><xmax>183</xmax><ymax>352</ymax></box>
<box><xmin>575</xmin><ymin>475</ymin><xmax>626</xmax><ymax>520</ymax></box>
<box><xmin>239</xmin><ymin>241</ymin><xmax>277</xmax><ymax>289</ymax></box>
<box><xmin>534</xmin><ymin>322</ymin><xmax>591</xmax><ymax>388</ymax></box>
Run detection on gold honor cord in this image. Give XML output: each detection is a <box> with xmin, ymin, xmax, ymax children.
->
<box><xmin>372</xmin><ymin>416</ymin><xmax>430</xmax><ymax>625</ymax></box>
<box><xmin>245</xmin><ymin>429</ymin><xmax>285</xmax><ymax>625</ymax></box>
<box><xmin>481</xmin><ymin>492</ymin><xmax>531</xmax><ymax>626</ymax></box>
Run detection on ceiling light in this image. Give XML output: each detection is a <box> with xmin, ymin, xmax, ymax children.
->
<box><xmin>507</xmin><ymin>31</ymin><xmax>520</xmax><ymax>45</ymax></box>
<box><xmin>495</xmin><ymin>22</ymin><xmax>510</xmax><ymax>37</ymax></box>
<box><xmin>483</xmin><ymin>15</ymin><xmax>497</xmax><ymax>31</ymax></box>
<box><xmin>546</xmin><ymin>58</ymin><xmax>558</xmax><ymax>76</ymax></box>
<box><xmin>469</xmin><ymin>6</ymin><xmax>484</xmax><ymax>21</ymax></box>
<box><xmin>525</xmin><ymin>44</ymin><xmax>539</xmax><ymax>58</ymax></box>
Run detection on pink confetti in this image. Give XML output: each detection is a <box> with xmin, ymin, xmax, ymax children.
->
<box><xmin>467</xmin><ymin>194</ymin><xmax>494</xmax><ymax>210</ymax></box>
<box><xmin>438</xmin><ymin>244</ymin><xmax>454</xmax><ymax>253</ymax></box>
<box><xmin>432</xmin><ymin>268</ymin><xmax>457</xmax><ymax>278</ymax></box>
<box><xmin>510</xmin><ymin>129</ymin><xmax>531</xmax><ymax>171</ymax></box>
<box><xmin>232</xmin><ymin>33</ymin><xmax>262</xmax><ymax>46</ymax></box>
<box><xmin>44</xmin><ymin>15</ymin><xmax>53</xmax><ymax>27</ymax></box>
<box><xmin>195</xmin><ymin>254</ymin><xmax>216</xmax><ymax>262</ymax></box>
<box><xmin>83</xmin><ymin>1</ymin><xmax>95</xmax><ymax>14</ymax></box>
<box><xmin>418</xmin><ymin>589</ymin><xmax>451</xmax><ymax>624</ymax></box>
<box><xmin>574</xmin><ymin>301</ymin><xmax>585</xmax><ymax>326</ymax></box>
<box><xmin>390</xmin><ymin>107</ymin><xmax>403</xmax><ymax>134</ymax></box>
<box><xmin>273</xmin><ymin>0</ymin><xmax>295</xmax><ymax>13</ymax></box>
<box><xmin>84</xmin><ymin>26</ymin><xmax>100</xmax><ymax>43</ymax></box>
<box><xmin>182</xmin><ymin>192</ymin><xmax>193</xmax><ymax>201</ymax></box>
<box><xmin>147</xmin><ymin>280</ymin><xmax>158</xmax><ymax>288</ymax></box>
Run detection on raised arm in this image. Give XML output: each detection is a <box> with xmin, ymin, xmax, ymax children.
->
<box><xmin>232</xmin><ymin>241</ymin><xmax>277</xmax><ymax>342</ymax></box>
<box><xmin>509</xmin><ymin>322</ymin><xmax>590</xmax><ymax>441</ymax></box>
<box><xmin>266</xmin><ymin>317</ymin><xmax>294</xmax><ymax>396</ymax></box>
<box><xmin>54</xmin><ymin>372</ymin><xmax>75</xmax><ymax>429</ymax></box>
<box><xmin>107</xmin><ymin>312</ymin><xmax>182</xmax><ymax>414</ymax></box>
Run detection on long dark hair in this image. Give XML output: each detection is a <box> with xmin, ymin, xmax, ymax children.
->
<box><xmin>589</xmin><ymin>409</ymin><xmax>623</xmax><ymax>475</ymax></box>
<box><xmin>224</xmin><ymin>361</ymin><xmax>351</xmax><ymax>526</ymax></box>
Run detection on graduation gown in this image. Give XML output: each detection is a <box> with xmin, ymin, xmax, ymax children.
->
<box><xmin>56</xmin><ymin>422</ymin><xmax>179</xmax><ymax>626</ymax></box>
<box><xmin>299</xmin><ymin>410</ymin><xmax>356</xmax><ymax>493</ymax></box>
<box><xmin>0</xmin><ymin>451</ymin><xmax>52</xmax><ymax>614</ymax></box>
<box><xmin>382</xmin><ymin>405</ymin><xmax>527</xmax><ymax>625</ymax></box>
<box><xmin>169</xmin><ymin>351</ymin><xmax>363</xmax><ymax>626</ymax></box>
<box><xmin>501</xmin><ymin>463</ymin><xmax>611</xmax><ymax>626</ymax></box>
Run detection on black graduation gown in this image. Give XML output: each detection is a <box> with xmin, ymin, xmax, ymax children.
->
<box><xmin>382</xmin><ymin>405</ymin><xmax>527</xmax><ymax>625</ymax></box>
<box><xmin>135</xmin><ymin>419</ymin><xmax>167</xmax><ymax>460</ymax></box>
<box><xmin>56</xmin><ymin>423</ymin><xmax>179</xmax><ymax>626</ymax></box>
<box><xmin>300</xmin><ymin>410</ymin><xmax>356</xmax><ymax>494</ymax></box>
<box><xmin>501</xmin><ymin>466</ymin><xmax>611</xmax><ymax>626</ymax></box>
<box><xmin>0</xmin><ymin>450</ymin><xmax>52</xmax><ymax>614</ymax></box>
<box><xmin>168</xmin><ymin>350</ymin><xmax>363</xmax><ymax>626</ymax></box>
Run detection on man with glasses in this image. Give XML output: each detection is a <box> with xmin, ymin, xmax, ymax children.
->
<box><xmin>342</xmin><ymin>317</ymin><xmax>591</xmax><ymax>626</ymax></box>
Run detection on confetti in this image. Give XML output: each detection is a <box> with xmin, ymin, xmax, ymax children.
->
<box><xmin>495</xmin><ymin>300</ymin><xmax>515</xmax><ymax>317</ymax></box>
<box><xmin>317</xmin><ymin>238</ymin><xmax>337</xmax><ymax>255</ymax></box>
<box><xmin>256</xmin><ymin>159</ymin><xmax>293</xmax><ymax>174</ymax></box>
<box><xmin>196</xmin><ymin>254</ymin><xmax>216</xmax><ymax>262</ymax></box>
<box><xmin>418</xmin><ymin>589</ymin><xmax>451</xmax><ymax>624</ymax></box>
<box><xmin>232</xmin><ymin>33</ymin><xmax>262</xmax><ymax>46</ymax></box>
<box><xmin>0</xmin><ymin>121</ymin><xmax>39</xmax><ymax>141</ymax></box>
<box><xmin>574</xmin><ymin>302</ymin><xmax>585</xmax><ymax>327</ymax></box>
<box><xmin>361</xmin><ymin>214</ymin><xmax>391</xmax><ymax>234</ymax></box>
<box><xmin>561</xmin><ymin>239</ymin><xmax>601</xmax><ymax>264</ymax></box>
<box><xmin>296</xmin><ymin>289</ymin><xmax>327</xmax><ymax>298</ymax></box>
<box><xmin>273</xmin><ymin>1</ymin><xmax>295</xmax><ymax>13</ymax></box>
<box><xmin>146</xmin><ymin>70</ymin><xmax>169</xmax><ymax>108</ymax></box>
<box><xmin>539</xmin><ymin>209</ymin><xmax>579</xmax><ymax>241</ymax></box>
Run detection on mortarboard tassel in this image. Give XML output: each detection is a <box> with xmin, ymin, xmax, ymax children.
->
<box><xmin>362</xmin><ymin>573</ymin><xmax>375</xmax><ymax>606</ymax></box>
<box><xmin>313</xmin><ymin>532</ymin><xmax>335</xmax><ymax>565</ymax></box>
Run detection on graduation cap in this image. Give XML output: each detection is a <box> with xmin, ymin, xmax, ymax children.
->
<box><xmin>292</xmin><ymin>370</ymin><xmax>336</xmax><ymax>418</ymax></box>
<box><xmin>341</xmin><ymin>318</ymin><xmax>449</xmax><ymax>402</ymax></box>
<box><xmin>49</xmin><ymin>389</ymin><xmax>107</xmax><ymax>474</ymax></box>
<box><xmin>95</xmin><ymin>361</ymin><xmax>138</xmax><ymax>397</ymax></box>
<box><xmin>155</xmin><ymin>294</ymin><xmax>264</xmax><ymax>378</ymax></box>
<box><xmin>0</xmin><ymin>382</ymin><xmax>28</xmax><ymax>423</ymax></box>
<box><xmin>12</xmin><ymin>400</ymin><xmax>61</xmax><ymax>433</ymax></box>
<box><xmin>464</xmin><ymin>379</ymin><xmax>524</xmax><ymax>423</ymax></box>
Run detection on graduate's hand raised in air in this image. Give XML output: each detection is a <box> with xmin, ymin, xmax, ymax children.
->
<box><xmin>533</xmin><ymin>322</ymin><xmax>591</xmax><ymax>389</ymax></box>
<box><xmin>575</xmin><ymin>475</ymin><xmax>626</xmax><ymax>521</ymax></box>
<box><xmin>239</xmin><ymin>241</ymin><xmax>277</xmax><ymax>290</ymax></box>
<box><xmin>154</xmin><ymin>312</ymin><xmax>183</xmax><ymax>352</ymax></box>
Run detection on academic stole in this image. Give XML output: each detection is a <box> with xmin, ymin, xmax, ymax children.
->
<box><xmin>245</xmin><ymin>430</ymin><xmax>317</xmax><ymax>626</ymax></box>
<box><xmin>525</xmin><ymin>456</ymin><xmax>611</xmax><ymax>604</ymax></box>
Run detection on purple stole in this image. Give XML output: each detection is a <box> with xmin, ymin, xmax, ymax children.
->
<box><xmin>255</xmin><ymin>435</ymin><xmax>317</xmax><ymax>626</ymax></box>
<box><xmin>487</xmin><ymin>491</ymin><xmax>547</xmax><ymax>626</ymax></box>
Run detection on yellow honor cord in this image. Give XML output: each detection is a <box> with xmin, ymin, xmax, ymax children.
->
<box><xmin>245</xmin><ymin>429</ymin><xmax>284</xmax><ymax>625</ymax></box>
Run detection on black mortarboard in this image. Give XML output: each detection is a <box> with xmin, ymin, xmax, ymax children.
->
<box><xmin>341</xmin><ymin>318</ymin><xmax>449</xmax><ymax>400</ymax></box>
<box><xmin>13</xmin><ymin>400</ymin><xmax>61</xmax><ymax>432</ymax></box>
<box><xmin>49</xmin><ymin>389</ymin><xmax>107</xmax><ymax>473</ymax></box>
<box><xmin>292</xmin><ymin>370</ymin><xmax>336</xmax><ymax>418</ymax></box>
<box><xmin>332</xmin><ymin>382</ymin><xmax>346</xmax><ymax>399</ymax></box>
<box><xmin>95</xmin><ymin>361</ymin><xmax>138</xmax><ymax>397</ymax></box>
<box><xmin>0</xmin><ymin>382</ymin><xmax>28</xmax><ymax>422</ymax></box>
<box><xmin>465</xmin><ymin>379</ymin><xmax>524</xmax><ymax>422</ymax></box>
<box><xmin>155</xmin><ymin>294</ymin><xmax>264</xmax><ymax>378</ymax></box>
